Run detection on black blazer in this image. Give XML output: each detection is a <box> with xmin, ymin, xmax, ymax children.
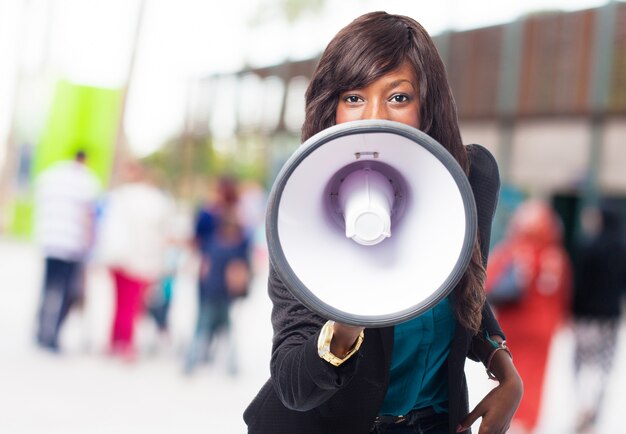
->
<box><xmin>244</xmin><ymin>144</ymin><xmax>503</xmax><ymax>434</ymax></box>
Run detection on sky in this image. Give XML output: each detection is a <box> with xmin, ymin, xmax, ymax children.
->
<box><xmin>0</xmin><ymin>0</ymin><xmax>613</xmax><ymax>160</ymax></box>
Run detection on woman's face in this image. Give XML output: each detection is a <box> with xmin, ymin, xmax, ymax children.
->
<box><xmin>335</xmin><ymin>62</ymin><xmax>421</xmax><ymax>128</ymax></box>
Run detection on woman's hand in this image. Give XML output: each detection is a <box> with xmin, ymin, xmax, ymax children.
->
<box><xmin>330</xmin><ymin>322</ymin><xmax>365</xmax><ymax>357</ymax></box>
<box><xmin>457</xmin><ymin>347</ymin><xmax>523</xmax><ymax>433</ymax></box>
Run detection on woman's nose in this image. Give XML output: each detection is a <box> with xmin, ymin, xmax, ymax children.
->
<box><xmin>363</xmin><ymin>101</ymin><xmax>387</xmax><ymax>120</ymax></box>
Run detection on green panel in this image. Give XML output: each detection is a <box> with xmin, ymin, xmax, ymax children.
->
<box><xmin>8</xmin><ymin>196</ymin><xmax>34</xmax><ymax>239</ymax></box>
<box><xmin>8</xmin><ymin>80</ymin><xmax>123</xmax><ymax>238</ymax></box>
<box><xmin>33</xmin><ymin>79</ymin><xmax>123</xmax><ymax>186</ymax></box>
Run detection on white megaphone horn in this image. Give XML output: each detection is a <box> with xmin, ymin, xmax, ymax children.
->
<box><xmin>266</xmin><ymin>119</ymin><xmax>477</xmax><ymax>327</ymax></box>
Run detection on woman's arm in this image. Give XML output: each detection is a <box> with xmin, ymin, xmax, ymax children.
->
<box><xmin>462</xmin><ymin>144</ymin><xmax>524</xmax><ymax>433</ymax></box>
<box><xmin>467</xmin><ymin>143</ymin><xmax>507</xmax><ymax>354</ymax></box>
<box><xmin>459</xmin><ymin>335</ymin><xmax>523</xmax><ymax>433</ymax></box>
<box><xmin>268</xmin><ymin>266</ymin><xmax>362</xmax><ymax>411</ymax></box>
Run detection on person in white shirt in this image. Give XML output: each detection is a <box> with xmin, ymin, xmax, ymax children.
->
<box><xmin>96</xmin><ymin>161</ymin><xmax>174</xmax><ymax>360</ymax></box>
<box><xmin>34</xmin><ymin>150</ymin><xmax>100</xmax><ymax>352</ymax></box>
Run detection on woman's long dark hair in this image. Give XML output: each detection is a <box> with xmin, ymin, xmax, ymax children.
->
<box><xmin>302</xmin><ymin>11</ymin><xmax>485</xmax><ymax>332</ymax></box>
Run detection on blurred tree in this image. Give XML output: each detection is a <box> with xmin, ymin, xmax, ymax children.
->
<box><xmin>142</xmin><ymin>134</ymin><xmax>266</xmax><ymax>203</ymax></box>
<box><xmin>250</xmin><ymin>0</ymin><xmax>326</xmax><ymax>24</ymax></box>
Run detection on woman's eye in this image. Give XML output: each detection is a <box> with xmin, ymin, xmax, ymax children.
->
<box><xmin>344</xmin><ymin>95</ymin><xmax>361</xmax><ymax>103</ymax></box>
<box><xmin>391</xmin><ymin>94</ymin><xmax>409</xmax><ymax>103</ymax></box>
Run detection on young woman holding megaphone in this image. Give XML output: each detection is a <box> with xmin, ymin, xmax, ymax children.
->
<box><xmin>245</xmin><ymin>11</ymin><xmax>523</xmax><ymax>434</ymax></box>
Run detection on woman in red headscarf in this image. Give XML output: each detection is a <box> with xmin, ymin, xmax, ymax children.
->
<box><xmin>486</xmin><ymin>200</ymin><xmax>572</xmax><ymax>433</ymax></box>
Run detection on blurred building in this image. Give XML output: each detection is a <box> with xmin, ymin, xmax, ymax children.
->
<box><xmin>187</xmin><ymin>2</ymin><xmax>626</xmax><ymax>251</ymax></box>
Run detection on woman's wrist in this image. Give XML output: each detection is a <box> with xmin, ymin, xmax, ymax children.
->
<box><xmin>318</xmin><ymin>321</ymin><xmax>364</xmax><ymax>366</ymax></box>
<box><xmin>488</xmin><ymin>347</ymin><xmax>521</xmax><ymax>387</ymax></box>
<box><xmin>485</xmin><ymin>340</ymin><xmax>512</xmax><ymax>380</ymax></box>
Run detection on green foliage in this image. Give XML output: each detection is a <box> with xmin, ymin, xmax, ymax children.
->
<box><xmin>281</xmin><ymin>0</ymin><xmax>325</xmax><ymax>22</ymax></box>
<box><xmin>142</xmin><ymin>134</ymin><xmax>268</xmax><ymax>201</ymax></box>
<box><xmin>250</xmin><ymin>0</ymin><xmax>325</xmax><ymax>25</ymax></box>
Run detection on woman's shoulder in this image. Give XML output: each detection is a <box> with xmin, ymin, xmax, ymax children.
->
<box><xmin>466</xmin><ymin>144</ymin><xmax>500</xmax><ymax>194</ymax></box>
<box><xmin>465</xmin><ymin>144</ymin><xmax>501</xmax><ymax>255</ymax></box>
<box><xmin>466</xmin><ymin>144</ymin><xmax>499</xmax><ymax>180</ymax></box>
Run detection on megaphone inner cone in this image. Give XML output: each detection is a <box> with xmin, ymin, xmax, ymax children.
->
<box><xmin>339</xmin><ymin>168</ymin><xmax>394</xmax><ymax>246</ymax></box>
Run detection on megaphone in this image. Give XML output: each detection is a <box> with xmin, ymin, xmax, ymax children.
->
<box><xmin>266</xmin><ymin>119</ymin><xmax>476</xmax><ymax>327</ymax></box>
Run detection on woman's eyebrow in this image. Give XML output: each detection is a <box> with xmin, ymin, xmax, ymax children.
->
<box><xmin>385</xmin><ymin>79</ymin><xmax>415</xmax><ymax>91</ymax></box>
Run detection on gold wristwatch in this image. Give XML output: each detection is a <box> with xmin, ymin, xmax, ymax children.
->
<box><xmin>317</xmin><ymin>320</ymin><xmax>364</xmax><ymax>366</ymax></box>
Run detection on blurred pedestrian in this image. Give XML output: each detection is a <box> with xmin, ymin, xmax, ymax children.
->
<box><xmin>236</xmin><ymin>179</ymin><xmax>268</xmax><ymax>272</ymax></box>
<box><xmin>145</xmin><ymin>212</ymin><xmax>190</xmax><ymax>352</ymax></box>
<box><xmin>97</xmin><ymin>161</ymin><xmax>174</xmax><ymax>361</ymax></box>
<box><xmin>486</xmin><ymin>199</ymin><xmax>572</xmax><ymax>434</ymax></box>
<box><xmin>571</xmin><ymin>201</ymin><xmax>626</xmax><ymax>433</ymax></box>
<box><xmin>184</xmin><ymin>175</ymin><xmax>251</xmax><ymax>376</ymax></box>
<box><xmin>34</xmin><ymin>150</ymin><xmax>100</xmax><ymax>352</ymax></box>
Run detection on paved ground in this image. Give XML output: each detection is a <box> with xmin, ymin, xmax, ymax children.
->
<box><xmin>0</xmin><ymin>238</ymin><xmax>274</xmax><ymax>434</ymax></box>
<box><xmin>1</xmin><ymin>237</ymin><xmax>625</xmax><ymax>433</ymax></box>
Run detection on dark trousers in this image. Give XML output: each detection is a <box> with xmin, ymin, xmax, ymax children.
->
<box><xmin>147</xmin><ymin>275</ymin><xmax>174</xmax><ymax>332</ymax></box>
<box><xmin>184</xmin><ymin>298</ymin><xmax>232</xmax><ymax>373</ymax></box>
<box><xmin>36</xmin><ymin>257</ymin><xmax>82</xmax><ymax>350</ymax></box>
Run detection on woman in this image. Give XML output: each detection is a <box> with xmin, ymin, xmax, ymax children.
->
<box><xmin>244</xmin><ymin>12</ymin><xmax>522</xmax><ymax>434</ymax></box>
<box><xmin>486</xmin><ymin>200</ymin><xmax>571</xmax><ymax>433</ymax></box>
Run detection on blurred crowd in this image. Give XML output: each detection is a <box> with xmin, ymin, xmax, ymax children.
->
<box><xmin>31</xmin><ymin>150</ymin><xmax>267</xmax><ymax>376</ymax></box>
<box><xmin>486</xmin><ymin>198</ymin><xmax>626</xmax><ymax>434</ymax></box>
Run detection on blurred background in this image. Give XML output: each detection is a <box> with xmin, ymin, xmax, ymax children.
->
<box><xmin>1</xmin><ymin>0</ymin><xmax>625</xmax><ymax>433</ymax></box>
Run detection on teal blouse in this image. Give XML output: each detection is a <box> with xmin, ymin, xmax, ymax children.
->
<box><xmin>379</xmin><ymin>297</ymin><xmax>456</xmax><ymax>416</ymax></box>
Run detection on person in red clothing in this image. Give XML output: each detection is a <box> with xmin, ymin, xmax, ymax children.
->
<box><xmin>486</xmin><ymin>199</ymin><xmax>572</xmax><ymax>433</ymax></box>
<box><xmin>97</xmin><ymin>162</ymin><xmax>175</xmax><ymax>360</ymax></box>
